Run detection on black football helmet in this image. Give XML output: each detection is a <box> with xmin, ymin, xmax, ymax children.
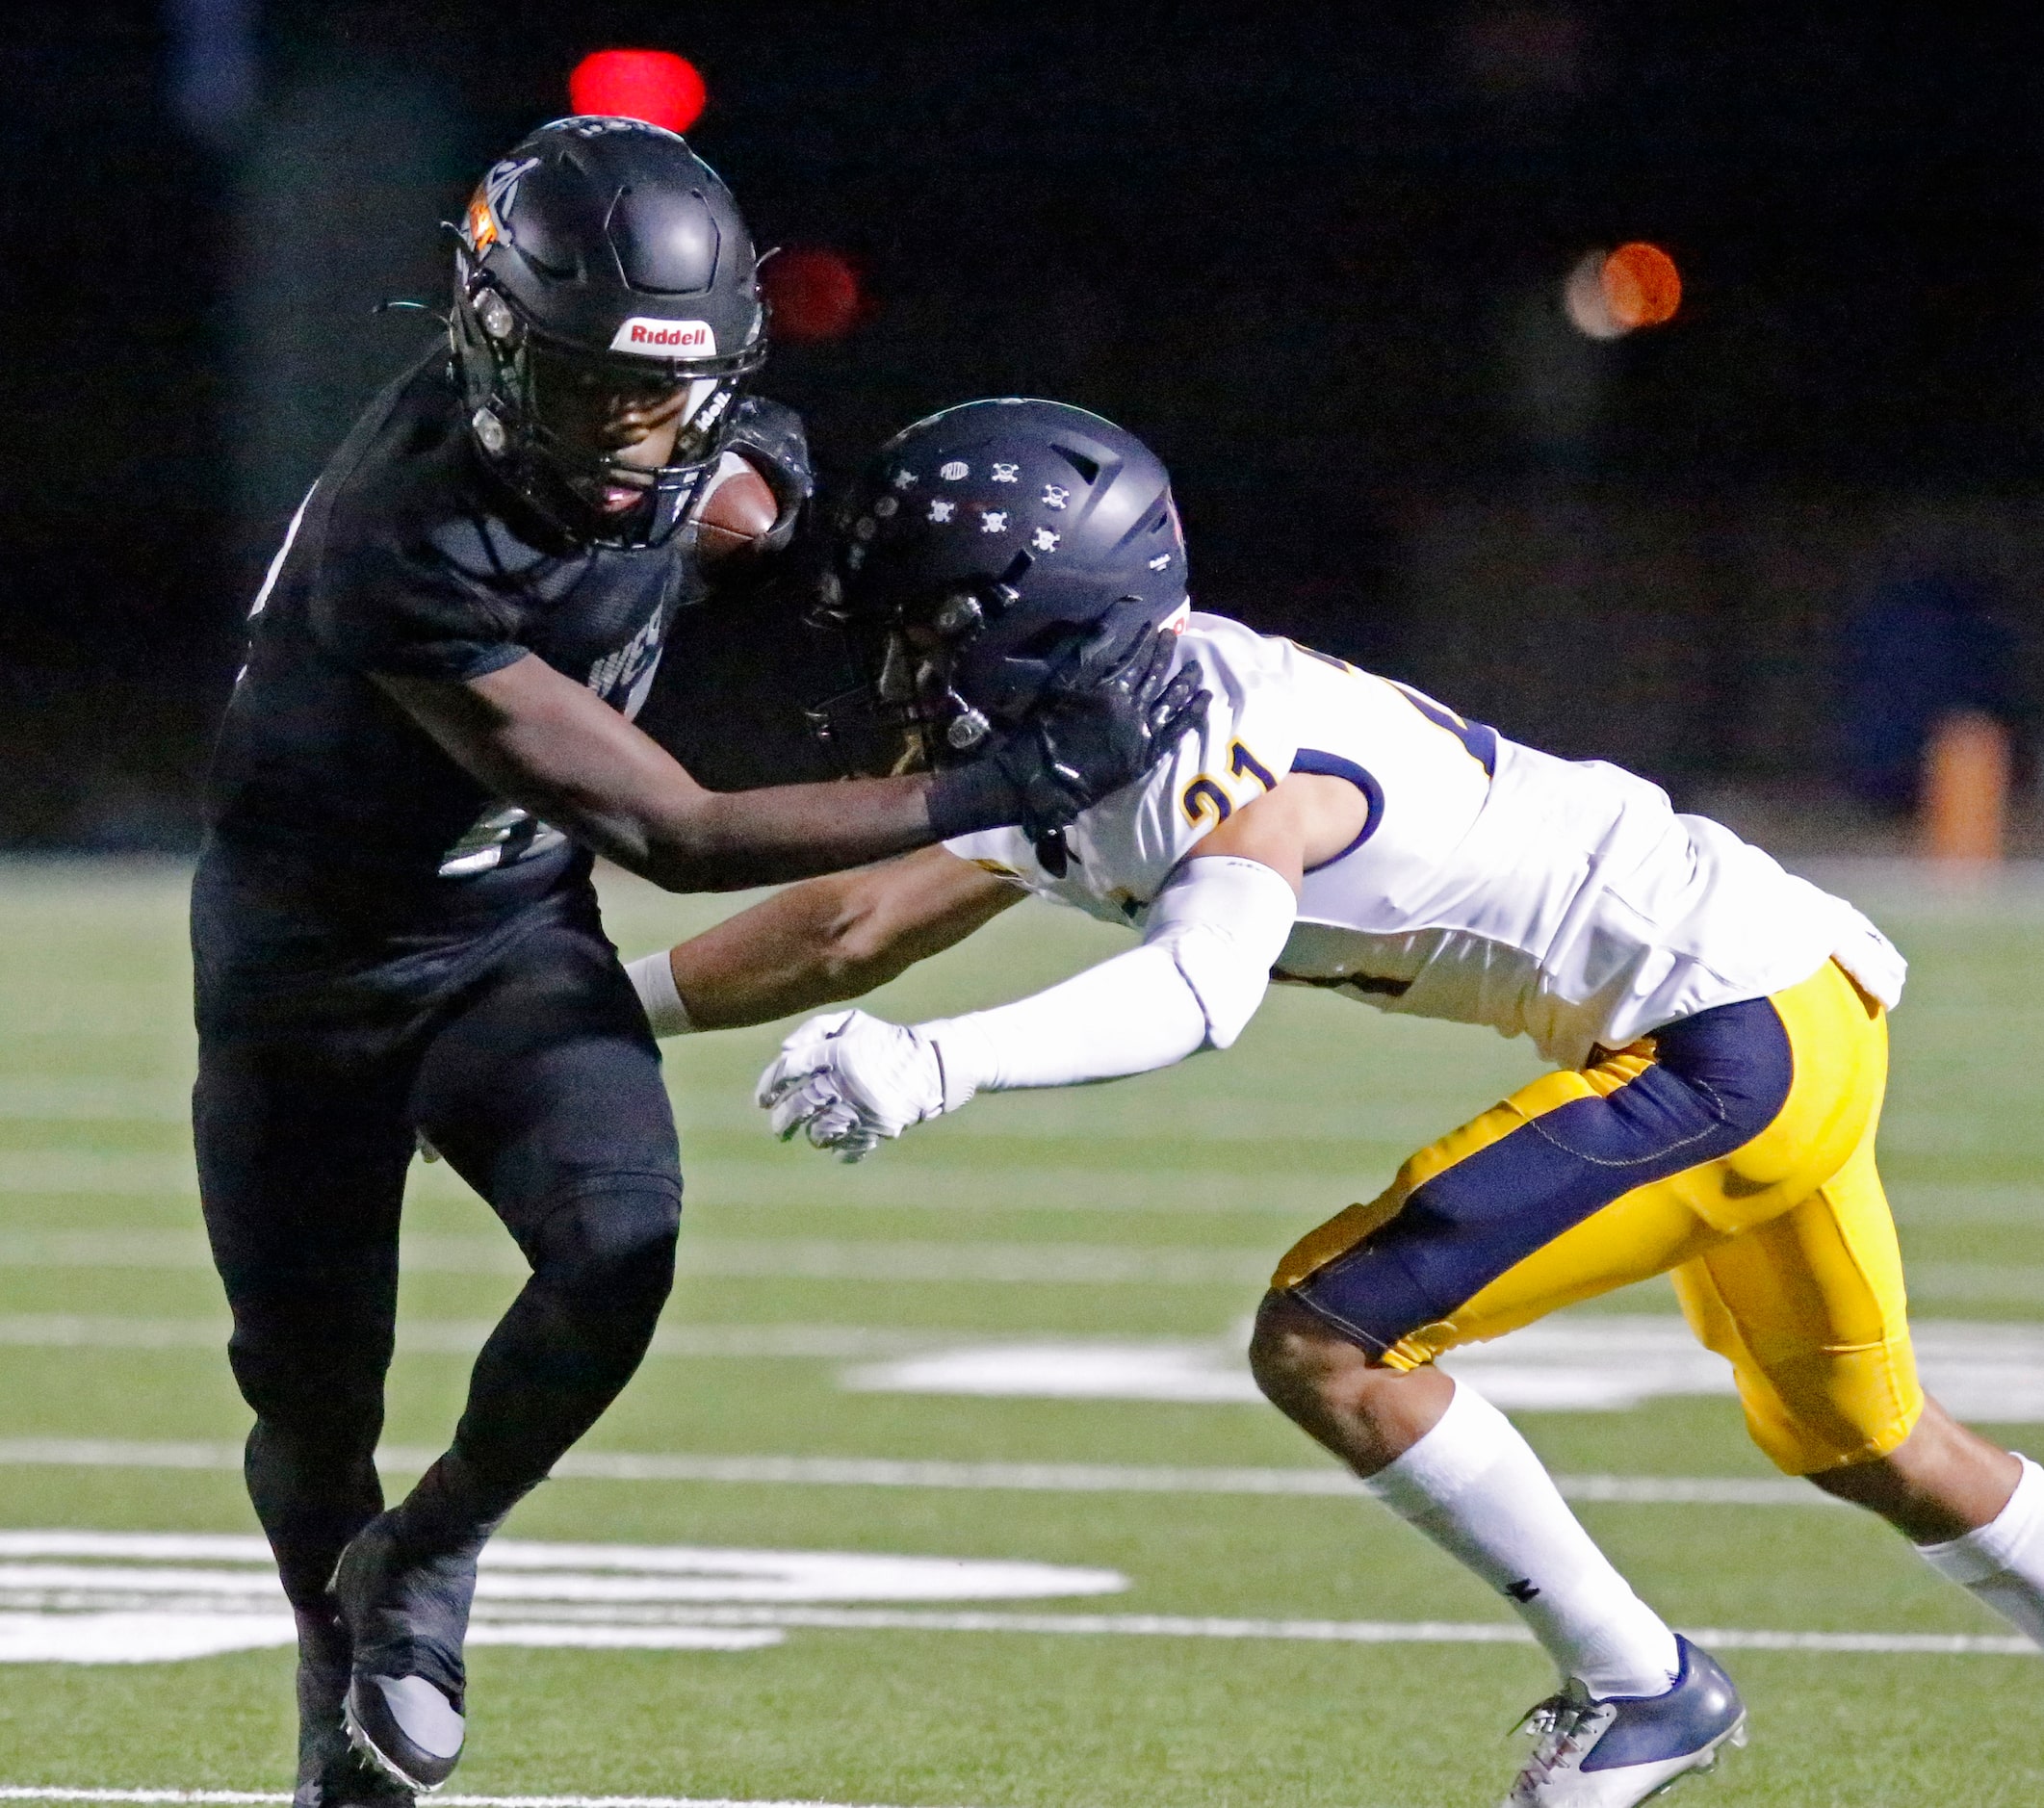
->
<box><xmin>813</xmin><ymin>399</ymin><xmax>1190</xmax><ymax>771</ymax></box>
<box><xmin>450</xmin><ymin>116</ymin><xmax>767</xmax><ymax>549</ymax></box>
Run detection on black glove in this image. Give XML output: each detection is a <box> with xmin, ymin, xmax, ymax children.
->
<box><xmin>720</xmin><ymin>397</ymin><xmax>814</xmax><ymax>555</ymax></box>
<box><xmin>927</xmin><ymin>614</ymin><xmax>1209</xmax><ymax>851</ymax></box>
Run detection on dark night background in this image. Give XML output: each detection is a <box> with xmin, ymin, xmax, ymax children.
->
<box><xmin>4</xmin><ymin>2</ymin><xmax>2042</xmax><ymax>850</ymax></box>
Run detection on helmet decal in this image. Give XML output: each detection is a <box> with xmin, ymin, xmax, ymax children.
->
<box><xmin>466</xmin><ymin>154</ymin><xmax>537</xmax><ymax>252</ymax></box>
<box><xmin>821</xmin><ymin>398</ymin><xmax>1191</xmax><ymax>772</ymax></box>
<box><xmin>559</xmin><ymin>115</ymin><xmax>680</xmax><ymax>140</ymax></box>
<box><xmin>608</xmin><ymin>317</ymin><xmax>717</xmax><ymax>356</ymax></box>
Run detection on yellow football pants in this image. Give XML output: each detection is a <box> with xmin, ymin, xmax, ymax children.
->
<box><xmin>1273</xmin><ymin>960</ymin><xmax>1923</xmax><ymax>1475</ymax></box>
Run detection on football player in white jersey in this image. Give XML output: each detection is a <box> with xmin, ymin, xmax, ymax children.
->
<box><xmin>626</xmin><ymin>401</ymin><xmax>2044</xmax><ymax>1806</ymax></box>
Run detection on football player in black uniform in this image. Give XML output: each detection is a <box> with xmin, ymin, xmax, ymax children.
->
<box><xmin>193</xmin><ymin>117</ymin><xmax>1203</xmax><ymax>1808</ymax></box>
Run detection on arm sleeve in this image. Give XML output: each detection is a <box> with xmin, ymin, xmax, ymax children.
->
<box><xmin>919</xmin><ymin>855</ymin><xmax>1299</xmax><ymax>1101</ymax></box>
<box><xmin>940</xmin><ymin>828</ymin><xmax>1039</xmax><ymax>886</ymax></box>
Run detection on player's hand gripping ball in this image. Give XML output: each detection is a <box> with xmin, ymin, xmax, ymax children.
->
<box><xmin>693</xmin><ymin>453</ymin><xmax>780</xmax><ymax>561</ymax></box>
<box><xmin>757</xmin><ymin>1009</ymin><xmax>946</xmax><ymax>1161</ymax></box>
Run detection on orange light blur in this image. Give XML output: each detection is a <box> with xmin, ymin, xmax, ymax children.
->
<box><xmin>1600</xmin><ymin>242</ymin><xmax>1682</xmax><ymax>329</ymax></box>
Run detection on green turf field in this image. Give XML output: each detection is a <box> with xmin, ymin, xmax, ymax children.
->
<box><xmin>0</xmin><ymin>859</ymin><xmax>2038</xmax><ymax>1805</ymax></box>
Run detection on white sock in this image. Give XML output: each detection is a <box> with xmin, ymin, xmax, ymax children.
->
<box><xmin>1918</xmin><ymin>1453</ymin><xmax>2044</xmax><ymax>1647</ymax></box>
<box><xmin>624</xmin><ymin>951</ymin><xmax>695</xmax><ymax>1037</ymax></box>
<box><xmin>1363</xmin><ymin>1379</ymin><xmax>1681</xmax><ymax>1699</ymax></box>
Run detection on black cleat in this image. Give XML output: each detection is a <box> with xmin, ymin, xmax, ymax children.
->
<box><xmin>293</xmin><ymin>1607</ymin><xmax>416</xmax><ymax>1808</ymax></box>
<box><xmin>329</xmin><ymin>1514</ymin><xmax>477</xmax><ymax>1793</ymax></box>
<box><xmin>299</xmin><ymin>1726</ymin><xmax>420</xmax><ymax>1808</ymax></box>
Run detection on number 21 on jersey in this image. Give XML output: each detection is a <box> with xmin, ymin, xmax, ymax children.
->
<box><xmin>1181</xmin><ymin>739</ymin><xmax>1278</xmax><ymax>827</ymax></box>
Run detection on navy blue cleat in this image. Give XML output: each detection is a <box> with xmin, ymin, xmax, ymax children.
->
<box><xmin>330</xmin><ymin>1516</ymin><xmax>477</xmax><ymax>1794</ymax></box>
<box><xmin>1502</xmin><ymin>1637</ymin><xmax>1746</xmax><ymax>1806</ymax></box>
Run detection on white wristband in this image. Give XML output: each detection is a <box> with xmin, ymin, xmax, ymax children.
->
<box><xmin>625</xmin><ymin>950</ymin><xmax>696</xmax><ymax>1037</ymax></box>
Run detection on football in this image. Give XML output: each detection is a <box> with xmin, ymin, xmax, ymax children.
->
<box><xmin>693</xmin><ymin>450</ymin><xmax>780</xmax><ymax>559</ymax></box>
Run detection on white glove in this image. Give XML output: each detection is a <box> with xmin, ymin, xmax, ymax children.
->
<box><xmin>755</xmin><ymin>1009</ymin><xmax>952</xmax><ymax>1162</ymax></box>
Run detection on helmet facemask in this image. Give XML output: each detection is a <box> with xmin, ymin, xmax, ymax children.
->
<box><xmin>813</xmin><ymin>575</ymin><xmax>1112</xmax><ymax>777</ymax></box>
<box><xmin>452</xmin><ymin>255</ymin><xmax>763</xmax><ymax>551</ymax></box>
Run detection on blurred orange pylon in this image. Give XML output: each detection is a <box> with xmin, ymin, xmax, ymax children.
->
<box><xmin>1921</xmin><ymin>710</ymin><xmax>2009</xmax><ymax>863</ymax></box>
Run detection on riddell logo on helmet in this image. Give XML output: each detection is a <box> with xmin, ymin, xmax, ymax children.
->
<box><xmin>609</xmin><ymin>317</ymin><xmax>717</xmax><ymax>357</ymax></box>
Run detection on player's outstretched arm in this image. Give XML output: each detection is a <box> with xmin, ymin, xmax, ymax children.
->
<box><xmin>381</xmin><ymin>657</ymin><xmax>930</xmax><ymax>891</ymax></box>
<box><xmin>376</xmin><ymin>624</ymin><xmax>1202</xmax><ymax>892</ymax></box>
<box><xmin>636</xmin><ymin>848</ymin><xmax>1024</xmax><ymax>1032</ymax></box>
<box><xmin>760</xmin><ymin>772</ymin><xmax>1366</xmax><ymax>1160</ymax></box>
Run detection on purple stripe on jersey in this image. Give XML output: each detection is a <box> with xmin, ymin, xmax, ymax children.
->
<box><xmin>1291</xmin><ymin>750</ymin><xmax>1385</xmax><ymax>871</ymax></box>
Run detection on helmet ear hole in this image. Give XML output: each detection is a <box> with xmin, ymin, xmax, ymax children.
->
<box><xmin>1010</xmin><ymin>622</ymin><xmax>1074</xmax><ymax>660</ymax></box>
<box><xmin>1051</xmin><ymin>445</ymin><xmax>1100</xmax><ymax>483</ymax></box>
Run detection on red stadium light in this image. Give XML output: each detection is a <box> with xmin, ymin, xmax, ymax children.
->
<box><xmin>762</xmin><ymin>247</ymin><xmax>866</xmax><ymax>343</ymax></box>
<box><xmin>568</xmin><ymin>49</ymin><xmax>707</xmax><ymax>135</ymax></box>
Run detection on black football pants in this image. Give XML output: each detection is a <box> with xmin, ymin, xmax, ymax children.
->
<box><xmin>193</xmin><ymin>894</ymin><xmax>682</xmax><ymax>1611</ymax></box>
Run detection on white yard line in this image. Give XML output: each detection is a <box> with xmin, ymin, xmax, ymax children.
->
<box><xmin>608</xmin><ymin>1606</ymin><xmax>2034</xmax><ymax>1656</ymax></box>
<box><xmin>0</xmin><ymin>1232</ymin><xmax>1268</xmax><ymax>1285</ymax></box>
<box><xmin>0</xmin><ymin>1133</ymin><xmax>2025</xmax><ymax>1224</ymax></box>
<box><xmin>6</xmin><ymin>1311</ymin><xmax>2042</xmax><ymax>1419</ymax></box>
<box><xmin>0</xmin><ymin>1435</ymin><xmax>1860</xmax><ymax>1506</ymax></box>
<box><xmin>0</xmin><ymin>1145</ymin><xmax>1330</xmax><ymax>1215</ymax></box>
<box><xmin>3</xmin><ymin>1227</ymin><xmax>2038</xmax><ymax>1300</ymax></box>
<box><xmin>0</xmin><ymin>1793</ymin><xmax>969</xmax><ymax>1808</ymax></box>
<box><xmin>0</xmin><ymin>1320</ymin><xmax>954</xmax><ymax>1360</ymax></box>
<box><xmin>841</xmin><ymin>1322</ymin><xmax>2044</xmax><ymax>1419</ymax></box>
<box><xmin>0</xmin><ymin>1604</ymin><xmax>2026</xmax><ymax>1661</ymax></box>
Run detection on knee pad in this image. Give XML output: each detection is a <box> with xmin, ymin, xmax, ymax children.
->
<box><xmin>527</xmin><ymin>1180</ymin><xmax>681</xmax><ymax>1303</ymax></box>
<box><xmin>1738</xmin><ymin>1342</ymin><xmax>1926</xmax><ymax>1476</ymax></box>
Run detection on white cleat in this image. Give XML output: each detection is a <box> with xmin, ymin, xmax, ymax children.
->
<box><xmin>1501</xmin><ymin>1638</ymin><xmax>1746</xmax><ymax>1806</ymax></box>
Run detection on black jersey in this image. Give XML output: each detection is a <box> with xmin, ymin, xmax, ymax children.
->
<box><xmin>197</xmin><ymin>348</ymin><xmax>801</xmax><ymax>1002</ymax></box>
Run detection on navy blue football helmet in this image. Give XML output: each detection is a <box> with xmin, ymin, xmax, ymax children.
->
<box><xmin>816</xmin><ymin>399</ymin><xmax>1190</xmax><ymax>769</ymax></box>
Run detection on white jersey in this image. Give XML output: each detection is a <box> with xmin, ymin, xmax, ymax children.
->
<box><xmin>946</xmin><ymin>613</ymin><xmax>1901</xmax><ymax>1070</ymax></box>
